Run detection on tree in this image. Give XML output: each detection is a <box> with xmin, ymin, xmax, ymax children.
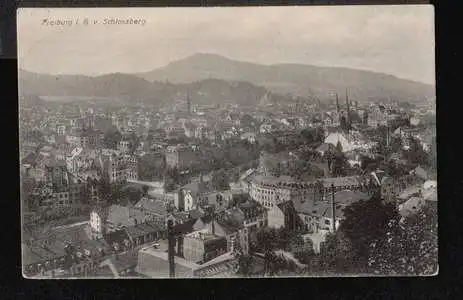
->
<box><xmin>128</xmin><ymin>132</ymin><xmax>140</xmax><ymax>153</ymax></box>
<box><xmin>211</xmin><ymin>169</ymin><xmax>230</xmax><ymax>191</ymax></box>
<box><xmin>331</xmin><ymin>152</ymin><xmax>349</xmax><ymax>177</ymax></box>
<box><xmin>339</xmin><ymin>195</ymin><xmax>399</xmax><ymax>268</ymax></box>
<box><xmin>319</xmin><ymin>231</ymin><xmax>358</xmax><ymax>274</ymax></box>
<box><xmin>368</xmin><ymin>202</ymin><xmax>437</xmax><ymax>275</ymax></box>
<box><xmin>141</xmin><ymin>185</ymin><xmax>149</xmax><ymax>197</ymax></box>
<box><xmin>120</xmin><ymin>186</ymin><xmax>142</xmax><ymax>206</ymax></box>
<box><xmin>403</xmin><ymin>137</ymin><xmax>430</xmax><ymax>166</ymax></box>
<box><xmin>103</xmin><ymin>129</ymin><xmax>122</xmax><ymax>149</ymax></box>
<box><xmin>235</xmin><ymin>252</ymin><xmax>254</xmax><ymax>277</ymax></box>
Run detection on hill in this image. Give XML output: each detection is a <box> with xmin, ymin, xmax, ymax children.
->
<box><xmin>18</xmin><ymin>69</ymin><xmax>277</xmax><ymax>106</ymax></box>
<box><xmin>136</xmin><ymin>53</ymin><xmax>435</xmax><ymax>103</ymax></box>
<box><xmin>18</xmin><ymin>70</ymin><xmax>158</xmax><ymax>102</ymax></box>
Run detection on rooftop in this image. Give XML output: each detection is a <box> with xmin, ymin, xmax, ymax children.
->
<box><xmin>322</xmin><ymin>176</ymin><xmax>362</xmax><ymax>188</ymax></box>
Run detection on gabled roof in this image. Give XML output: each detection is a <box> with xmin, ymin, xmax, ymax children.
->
<box><xmin>215</xmin><ymin>217</ymin><xmax>244</xmax><ymax>234</ymax></box>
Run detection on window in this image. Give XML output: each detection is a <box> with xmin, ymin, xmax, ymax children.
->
<box><xmin>324</xmin><ymin>219</ymin><xmax>330</xmax><ymax>225</ymax></box>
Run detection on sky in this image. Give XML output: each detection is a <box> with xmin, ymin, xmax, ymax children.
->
<box><xmin>17</xmin><ymin>6</ymin><xmax>435</xmax><ymax>84</ymax></box>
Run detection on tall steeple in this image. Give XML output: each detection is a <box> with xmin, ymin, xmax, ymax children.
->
<box><xmin>335</xmin><ymin>93</ymin><xmax>340</xmax><ymax>114</ymax></box>
<box><xmin>187</xmin><ymin>93</ymin><xmax>191</xmax><ymax>115</ymax></box>
<box><xmin>345</xmin><ymin>89</ymin><xmax>350</xmax><ymax>125</ymax></box>
<box><xmin>345</xmin><ymin>89</ymin><xmax>350</xmax><ymax>113</ymax></box>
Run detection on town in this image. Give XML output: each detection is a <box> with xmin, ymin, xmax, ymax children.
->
<box><xmin>20</xmin><ymin>88</ymin><xmax>437</xmax><ymax>278</ymax></box>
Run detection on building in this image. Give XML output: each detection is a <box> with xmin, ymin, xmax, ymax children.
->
<box><xmin>101</xmin><ymin>153</ymin><xmax>138</xmax><ymax>183</ymax></box>
<box><xmin>324</xmin><ymin>131</ymin><xmax>354</xmax><ymax>152</ymax></box>
<box><xmin>66</xmin><ymin>129</ymin><xmax>100</xmax><ymax>149</ymax></box>
<box><xmin>89</xmin><ymin>204</ymin><xmax>166</xmax><ymax>250</ymax></box>
<box><xmin>165</xmin><ymin>145</ymin><xmax>200</xmax><ymax>170</ymax></box>
<box><xmin>177</xmin><ymin>181</ymin><xmax>233</xmax><ymax>212</ymax></box>
<box><xmin>193</xmin><ymin>213</ymin><xmax>248</xmax><ymax>254</ymax></box>
<box><xmin>227</xmin><ymin>201</ymin><xmax>268</xmax><ymax>254</ymax></box>
<box><xmin>183</xmin><ymin>231</ymin><xmax>228</xmax><ymax>264</ymax></box>
<box><xmin>22</xmin><ymin>223</ymin><xmax>109</xmax><ymax>277</ymax></box>
<box><xmin>320</xmin><ymin>176</ymin><xmax>364</xmax><ymax>201</ymax></box>
<box><xmin>45</xmin><ymin>160</ymin><xmax>69</xmax><ymax>191</ymax></box>
<box><xmin>289</xmin><ymin>190</ymin><xmax>370</xmax><ymax>234</ymax></box>
<box><xmin>258</xmin><ymin>151</ymin><xmax>299</xmax><ymax>177</ymax></box>
<box><xmin>248</xmin><ymin>175</ymin><xmax>325</xmax><ymax>228</ymax></box>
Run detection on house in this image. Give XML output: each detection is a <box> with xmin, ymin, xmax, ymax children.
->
<box><xmin>183</xmin><ymin>231</ymin><xmax>228</xmax><ymax>264</ymax></box>
<box><xmin>90</xmin><ymin>205</ymin><xmax>166</xmax><ymax>242</ymax></box>
<box><xmin>289</xmin><ymin>190</ymin><xmax>369</xmax><ymax>234</ymax></box>
<box><xmin>381</xmin><ymin>172</ymin><xmax>427</xmax><ymax>203</ymax></box>
<box><xmin>22</xmin><ymin>223</ymin><xmax>109</xmax><ymax>277</ymax></box>
<box><xmin>226</xmin><ymin>201</ymin><xmax>268</xmax><ymax>253</ymax></box>
<box><xmin>99</xmin><ymin>152</ymin><xmax>138</xmax><ymax>183</ymax></box>
<box><xmin>165</xmin><ymin>145</ymin><xmax>200</xmax><ymax>171</ymax></box>
<box><xmin>192</xmin><ymin>213</ymin><xmax>247</xmax><ymax>254</ymax></box>
<box><xmin>134</xmin><ymin>197</ymin><xmax>170</xmax><ymax>219</ymax></box>
<box><xmin>177</xmin><ymin>181</ymin><xmax>230</xmax><ymax>212</ymax></box>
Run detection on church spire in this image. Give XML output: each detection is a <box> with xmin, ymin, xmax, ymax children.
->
<box><xmin>345</xmin><ymin>89</ymin><xmax>350</xmax><ymax>125</ymax></box>
<box><xmin>345</xmin><ymin>88</ymin><xmax>350</xmax><ymax>113</ymax></box>
<box><xmin>335</xmin><ymin>92</ymin><xmax>340</xmax><ymax>114</ymax></box>
<box><xmin>187</xmin><ymin>93</ymin><xmax>191</xmax><ymax>115</ymax></box>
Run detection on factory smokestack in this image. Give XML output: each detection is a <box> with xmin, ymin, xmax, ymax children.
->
<box><xmin>331</xmin><ymin>184</ymin><xmax>336</xmax><ymax>233</ymax></box>
<box><xmin>167</xmin><ymin>219</ymin><xmax>175</xmax><ymax>278</ymax></box>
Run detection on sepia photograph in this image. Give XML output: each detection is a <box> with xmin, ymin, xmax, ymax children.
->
<box><xmin>18</xmin><ymin>5</ymin><xmax>436</xmax><ymax>279</ymax></box>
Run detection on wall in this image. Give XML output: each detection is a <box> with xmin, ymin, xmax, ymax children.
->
<box><xmin>183</xmin><ymin>236</ymin><xmax>205</xmax><ymax>263</ymax></box>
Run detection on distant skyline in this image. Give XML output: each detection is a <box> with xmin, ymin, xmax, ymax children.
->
<box><xmin>18</xmin><ymin>6</ymin><xmax>435</xmax><ymax>84</ymax></box>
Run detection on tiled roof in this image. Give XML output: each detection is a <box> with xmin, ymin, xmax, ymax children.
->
<box><xmin>216</xmin><ymin>217</ymin><xmax>243</xmax><ymax>234</ymax></box>
<box><xmin>291</xmin><ymin>190</ymin><xmax>368</xmax><ymax>219</ymax></box>
<box><xmin>22</xmin><ymin>224</ymin><xmax>108</xmax><ymax>266</ymax></box>
<box><xmin>125</xmin><ymin>222</ymin><xmax>164</xmax><ymax>239</ymax></box>
<box><xmin>134</xmin><ymin>198</ymin><xmax>168</xmax><ymax>216</ymax></box>
<box><xmin>106</xmin><ymin>205</ymin><xmax>151</xmax><ymax>228</ymax></box>
<box><xmin>105</xmin><ymin>229</ymin><xmax>130</xmax><ymax>245</ymax></box>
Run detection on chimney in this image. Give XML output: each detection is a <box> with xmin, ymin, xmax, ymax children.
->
<box><xmin>167</xmin><ymin>219</ymin><xmax>175</xmax><ymax>278</ymax></box>
<box><xmin>211</xmin><ymin>210</ymin><xmax>216</xmax><ymax>236</ymax></box>
<box><xmin>331</xmin><ymin>184</ymin><xmax>336</xmax><ymax>233</ymax></box>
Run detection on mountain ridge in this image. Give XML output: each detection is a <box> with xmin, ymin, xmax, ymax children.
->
<box><xmin>135</xmin><ymin>53</ymin><xmax>435</xmax><ymax>102</ymax></box>
<box><xmin>18</xmin><ymin>53</ymin><xmax>435</xmax><ymax>104</ymax></box>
